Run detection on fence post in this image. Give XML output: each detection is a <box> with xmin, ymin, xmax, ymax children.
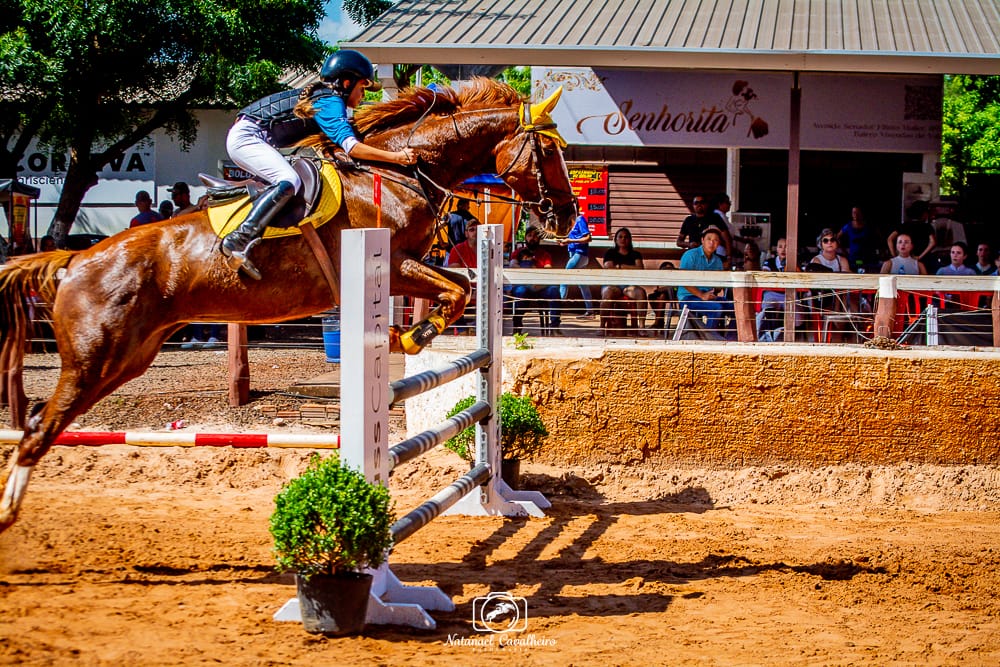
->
<box><xmin>227</xmin><ymin>324</ymin><xmax>249</xmax><ymax>406</ymax></box>
<box><xmin>733</xmin><ymin>279</ymin><xmax>757</xmax><ymax>342</ymax></box>
<box><xmin>874</xmin><ymin>276</ymin><xmax>898</xmax><ymax>339</ymax></box>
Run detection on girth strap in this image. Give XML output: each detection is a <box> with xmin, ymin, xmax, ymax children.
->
<box><xmin>299</xmin><ymin>223</ymin><xmax>340</xmax><ymax>299</ymax></box>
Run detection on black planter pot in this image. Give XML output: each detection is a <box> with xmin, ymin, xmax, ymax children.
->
<box><xmin>295</xmin><ymin>571</ymin><xmax>373</xmax><ymax>636</ymax></box>
<box><xmin>501</xmin><ymin>458</ymin><xmax>521</xmax><ymax>489</ymax></box>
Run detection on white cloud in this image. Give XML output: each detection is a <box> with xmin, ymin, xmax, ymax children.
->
<box><xmin>318</xmin><ymin>4</ymin><xmax>363</xmax><ymax>45</ymax></box>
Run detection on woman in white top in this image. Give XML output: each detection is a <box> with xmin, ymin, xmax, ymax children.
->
<box><xmin>810</xmin><ymin>228</ymin><xmax>851</xmax><ymax>272</ymax></box>
<box><xmin>880</xmin><ymin>234</ymin><xmax>927</xmax><ymax>275</ymax></box>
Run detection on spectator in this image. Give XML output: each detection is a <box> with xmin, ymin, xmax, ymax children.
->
<box><xmin>509</xmin><ymin>226</ymin><xmax>561</xmax><ymax>334</ymax></box>
<box><xmin>181</xmin><ymin>324</ymin><xmax>223</xmax><ymax>350</ymax></box>
<box><xmin>888</xmin><ymin>200</ymin><xmax>935</xmax><ymax>263</ymax></box>
<box><xmin>712</xmin><ymin>193</ymin><xmax>735</xmax><ymax>264</ymax></box>
<box><xmin>810</xmin><ymin>228</ymin><xmax>851</xmax><ymax>273</ymax></box>
<box><xmin>445</xmin><ymin>217</ymin><xmax>480</xmax><ymax>332</ymax></box>
<box><xmin>445</xmin><ymin>217</ymin><xmax>479</xmax><ymax>269</ymax></box>
<box><xmin>39</xmin><ymin>235</ymin><xmax>57</xmax><ymax>252</ymax></box>
<box><xmin>446</xmin><ymin>198</ymin><xmax>476</xmax><ymax>250</ymax></box>
<box><xmin>556</xmin><ymin>209</ymin><xmax>594</xmax><ymax>318</ymax></box>
<box><xmin>837</xmin><ymin>206</ymin><xmax>881</xmax><ymax>272</ymax></box>
<box><xmin>742</xmin><ymin>239</ymin><xmax>762</xmax><ymax>270</ymax></box>
<box><xmin>600</xmin><ymin>227</ymin><xmax>647</xmax><ymax>335</ymax></box>
<box><xmin>677</xmin><ymin>194</ymin><xmax>732</xmax><ymax>263</ymax></box>
<box><xmin>647</xmin><ymin>261</ymin><xmax>677</xmax><ymax>331</ymax></box>
<box><xmin>880</xmin><ymin>233</ymin><xmax>927</xmax><ymax>275</ymax></box>
<box><xmin>936</xmin><ymin>242</ymin><xmax>976</xmax><ymax>276</ymax></box>
<box><xmin>678</xmin><ymin>226</ymin><xmax>728</xmax><ymax>332</ymax></box>
<box><xmin>974</xmin><ymin>242</ymin><xmax>996</xmax><ymax>275</ymax></box>
<box><xmin>129</xmin><ymin>190</ymin><xmax>163</xmax><ymax>228</ymax></box>
<box><xmin>759</xmin><ymin>237</ymin><xmax>789</xmax><ymax>341</ymax></box>
<box><xmin>158</xmin><ymin>199</ymin><xmax>174</xmax><ymax>220</ymax></box>
<box><xmin>169</xmin><ymin>182</ymin><xmax>199</xmax><ymax>217</ymax></box>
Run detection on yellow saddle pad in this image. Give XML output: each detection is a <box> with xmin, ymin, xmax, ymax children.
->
<box><xmin>207</xmin><ymin>161</ymin><xmax>343</xmax><ymax>240</ymax></box>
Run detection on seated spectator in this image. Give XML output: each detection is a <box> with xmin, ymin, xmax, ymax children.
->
<box><xmin>742</xmin><ymin>240</ymin><xmax>762</xmax><ymax>270</ymax></box>
<box><xmin>158</xmin><ymin>199</ymin><xmax>175</xmax><ymax>220</ymax></box>
<box><xmin>936</xmin><ymin>242</ymin><xmax>977</xmax><ymax>309</ymax></box>
<box><xmin>880</xmin><ymin>234</ymin><xmax>927</xmax><ymax>275</ymax></box>
<box><xmin>810</xmin><ymin>228</ymin><xmax>851</xmax><ymax>273</ymax></box>
<box><xmin>556</xmin><ymin>207</ymin><xmax>594</xmax><ymax>318</ymax></box>
<box><xmin>888</xmin><ymin>200</ymin><xmax>936</xmax><ymax>264</ymax></box>
<box><xmin>647</xmin><ymin>261</ymin><xmax>676</xmax><ymax>331</ymax></box>
<box><xmin>600</xmin><ymin>227</ymin><xmax>647</xmax><ymax>335</ymax></box>
<box><xmin>838</xmin><ymin>206</ymin><xmax>882</xmax><ymax>273</ymax></box>
<box><xmin>759</xmin><ymin>237</ymin><xmax>789</xmax><ymax>341</ymax></box>
<box><xmin>39</xmin><ymin>235</ymin><xmax>57</xmax><ymax>252</ymax></box>
<box><xmin>975</xmin><ymin>242</ymin><xmax>996</xmax><ymax>275</ymax></box>
<box><xmin>936</xmin><ymin>242</ymin><xmax>976</xmax><ymax>277</ymax></box>
<box><xmin>678</xmin><ymin>227</ymin><xmax>728</xmax><ymax>332</ymax></box>
<box><xmin>509</xmin><ymin>225</ymin><xmax>561</xmax><ymax>334</ymax></box>
<box><xmin>445</xmin><ymin>217</ymin><xmax>479</xmax><ymax>270</ymax></box>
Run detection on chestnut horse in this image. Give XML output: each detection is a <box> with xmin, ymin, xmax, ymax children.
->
<box><xmin>0</xmin><ymin>79</ymin><xmax>576</xmax><ymax>532</ymax></box>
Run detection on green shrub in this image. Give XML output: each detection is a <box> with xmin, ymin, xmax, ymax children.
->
<box><xmin>443</xmin><ymin>392</ymin><xmax>548</xmax><ymax>462</ymax></box>
<box><xmin>269</xmin><ymin>454</ymin><xmax>395</xmax><ymax>580</ymax></box>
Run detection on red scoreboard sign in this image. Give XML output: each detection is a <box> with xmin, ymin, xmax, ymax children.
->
<box><xmin>569</xmin><ymin>167</ymin><xmax>608</xmax><ymax>237</ymax></box>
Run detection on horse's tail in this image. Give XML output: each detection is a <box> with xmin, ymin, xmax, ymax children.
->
<box><xmin>0</xmin><ymin>251</ymin><xmax>75</xmax><ymax>427</ymax></box>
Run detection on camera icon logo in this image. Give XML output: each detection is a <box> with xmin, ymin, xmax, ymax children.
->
<box><xmin>471</xmin><ymin>592</ymin><xmax>528</xmax><ymax>633</ymax></box>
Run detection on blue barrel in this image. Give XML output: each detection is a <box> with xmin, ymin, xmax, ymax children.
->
<box><xmin>322</xmin><ymin>316</ymin><xmax>340</xmax><ymax>363</ymax></box>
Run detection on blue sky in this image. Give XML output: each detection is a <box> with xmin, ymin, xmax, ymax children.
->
<box><xmin>318</xmin><ymin>3</ymin><xmax>363</xmax><ymax>45</ymax></box>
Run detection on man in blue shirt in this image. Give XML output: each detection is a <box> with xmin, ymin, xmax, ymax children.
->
<box><xmin>678</xmin><ymin>227</ymin><xmax>727</xmax><ymax>332</ymax></box>
<box><xmin>557</xmin><ymin>211</ymin><xmax>594</xmax><ymax>317</ymax></box>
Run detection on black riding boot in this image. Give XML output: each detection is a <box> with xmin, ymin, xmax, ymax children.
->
<box><xmin>220</xmin><ymin>180</ymin><xmax>295</xmax><ymax>280</ymax></box>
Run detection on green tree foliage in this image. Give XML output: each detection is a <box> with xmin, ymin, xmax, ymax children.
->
<box><xmin>342</xmin><ymin>0</ymin><xmax>391</xmax><ymax>25</ymax></box>
<box><xmin>0</xmin><ymin>0</ymin><xmax>328</xmax><ymax>243</ymax></box>
<box><xmin>941</xmin><ymin>75</ymin><xmax>1000</xmax><ymax>196</ymax></box>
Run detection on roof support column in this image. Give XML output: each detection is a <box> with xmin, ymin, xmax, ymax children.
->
<box><xmin>783</xmin><ymin>72</ymin><xmax>801</xmax><ymax>342</ymax></box>
<box><xmin>726</xmin><ymin>147</ymin><xmax>740</xmax><ymax>212</ymax></box>
<box><xmin>377</xmin><ymin>63</ymin><xmax>398</xmax><ymax>100</ymax></box>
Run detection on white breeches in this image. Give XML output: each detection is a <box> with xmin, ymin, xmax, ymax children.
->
<box><xmin>226</xmin><ymin>118</ymin><xmax>301</xmax><ymax>191</ymax></box>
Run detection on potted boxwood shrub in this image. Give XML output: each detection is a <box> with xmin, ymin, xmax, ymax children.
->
<box><xmin>269</xmin><ymin>453</ymin><xmax>395</xmax><ymax>635</ymax></box>
<box><xmin>444</xmin><ymin>392</ymin><xmax>548</xmax><ymax>488</ymax></box>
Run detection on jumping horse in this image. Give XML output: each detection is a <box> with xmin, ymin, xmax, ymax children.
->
<box><xmin>0</xmin><ymin>79</ymin><xmax>577</xmax><ymax>532</ymax></box>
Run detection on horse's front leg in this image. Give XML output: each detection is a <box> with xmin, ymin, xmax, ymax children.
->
<box><xmin>389</xmin><ymin>255</ymin><xmax>470</xmax><ymax>354</ymax></box>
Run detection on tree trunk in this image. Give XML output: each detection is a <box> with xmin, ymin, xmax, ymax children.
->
<box><xmin>48</xmin><ymin>148</ymin><xmax>99</xmax><ymax>247</ymax></box>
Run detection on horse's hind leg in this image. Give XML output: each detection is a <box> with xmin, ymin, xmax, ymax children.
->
<box><xmin>0</xmin><ymin>327</ymin><xmax>176</xmax><ymax>533</ymax></box>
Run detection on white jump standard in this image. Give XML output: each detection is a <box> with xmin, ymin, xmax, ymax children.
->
<box><xmin>274</xmin><ymin>226</ymin><xmax>549</xmax><ymax>630</ymax></box>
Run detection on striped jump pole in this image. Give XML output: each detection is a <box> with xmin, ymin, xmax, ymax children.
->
<box><xmin>390</xmin><ymin>463</ymin><xmax>491</xmax><ymax>544</ymax></box>
<box><xmin>0</xmin><ymin>429</ymin><xmax>340</xmax><ymax>449</ymax></box>
<box><xmin>386</xmin><ymin>348</ymin><xmax>490</xmax><ymax>406</ymax></box>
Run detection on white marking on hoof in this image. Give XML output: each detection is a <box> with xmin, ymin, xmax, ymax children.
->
<box><xmin>1</xmin><ymin>463</ymin><xmax>33</xmax><ymax>518</ymax></box>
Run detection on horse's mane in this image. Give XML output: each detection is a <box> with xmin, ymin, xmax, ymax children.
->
<box><xmin>353</xmin><ymin>77</ymin><xmax>524</xmax><ymax>137</ymax></box>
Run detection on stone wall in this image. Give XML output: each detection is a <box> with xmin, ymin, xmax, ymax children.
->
<box><xmin>404</xmin><ymin>341</ymin><xmax>1000</xmax><ymax>466</ymax></box>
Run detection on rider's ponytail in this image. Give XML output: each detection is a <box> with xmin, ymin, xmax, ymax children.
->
<box><xmin>293</xmin><ymin>83</ymin><xmax>331</xmax><ymax>119</ymax></box>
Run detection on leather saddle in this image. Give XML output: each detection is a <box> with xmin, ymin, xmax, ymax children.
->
<box><xmin>198</xmin><ymin>158</ymin><xmax>322</xmax><ymax>229</ymax></box>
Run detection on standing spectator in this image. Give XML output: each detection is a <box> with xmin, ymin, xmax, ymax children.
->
<box><xmin>888</xmin><ymin>200</ymin><xmax>936</xmax><ymax>264</ymax></box>
<box><xmin>445</xmin><ymin>217</ymin><xmax>480</xmax><ymax>332</ymax></box>
<box><xmin>557</xmin><ymin>210</ymin><xmax>594</xmax><ymax>317</ymax></box>
<box><xmin>678</xmin><ymin>227</ymin><xmax>727</xmax><ymax>332</ymax></box>
<box><xmin>158</xmin><ymin>199</ymin><xmax>174</xmax><ymax>220</ymax></box>
<box><xmin>446</xmin><ymin>198</ymin><xmax>476</xmax><ymax>250</ymax></box>
<box><xmin>509</xmin><ymin>226</ymin><xmax>561</xmax><ymax>334</ymax></box>
<box><xmin>974</xmin><ymin>242</ymin><xmax>996</xmax><ymax>275</ymax></box>
<box><xmin>677</xmin><ymin>194</ymin><xmax>732</xmax><ymax>264</ymax></box>
<box><xmin>169</xmin><ymin>182</ymin><xmax>199</xmax><ymax>217</ymax></box>
<box><xmin>880</xmin><ymin>234</ymin><xmax>927</xmax><ymax>275</ymax></box>
<box><xmin>713</xmin><ymin>193</ymin><xmax>736</xmax><ymax>264</ymax></box>
<box><xmin>39</xmin><ymin>235</ymin><xmax>57</xmax><ymax>252</ymax></box>
<box><xmin>600</xmin><ymin>227</ymin><xmax>647</xmax><ymax>334</ymax></box>
<box><xmin>838</xmin><ymin>206</ymin><xmax>881</xmax><ymax>273</ymax></box>
<box><xmin>936</xmin><ymin>242</ymin><xmax>976</xmax><ymax>276</ymax></box>
<box><xmin>129</xmin><ymin>190</ymin><xmax>163</xmax><ymax>228</ymax></box>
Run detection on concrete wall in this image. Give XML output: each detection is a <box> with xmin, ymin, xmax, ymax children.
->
<box><xmin>406</xmin><ymin>341</ymin><xmax>1000</xmax><ymax>466</ymax></box>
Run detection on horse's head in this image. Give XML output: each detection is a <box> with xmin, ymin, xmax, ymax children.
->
<box><xmin>495</xmin><ymin>87</ymin><xmax>577</xmax><ymax>240</ymax></box>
